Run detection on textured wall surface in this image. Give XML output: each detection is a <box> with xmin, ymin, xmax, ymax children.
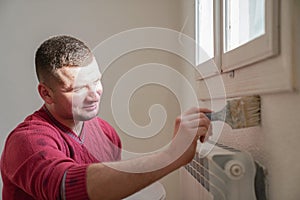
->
<box><xmin>179</xmin><ymin>0</ymin><xmax>300</xmax><ymax>199</ymax></box>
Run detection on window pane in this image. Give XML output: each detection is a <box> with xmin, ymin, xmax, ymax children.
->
<box><xmin>196</xmin><ymin>0</ymin><xmax>214</xmax><ymax>65</ymax></box>
<box><xmin>224</xmin><ymin>0</ymin><xmax>265</xmax><ymax>52</ymax></box>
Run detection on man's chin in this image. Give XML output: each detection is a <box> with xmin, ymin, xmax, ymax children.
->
<box><xmin>73</xmin><ymin>109</ymin><xmax>99</xmax><ymax>121</ymax></box>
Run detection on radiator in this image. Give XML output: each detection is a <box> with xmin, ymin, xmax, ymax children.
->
<box><xmin>182</xmin><ymin>142</ymin><xmax>267</xmax><ymax>200</ymax></box>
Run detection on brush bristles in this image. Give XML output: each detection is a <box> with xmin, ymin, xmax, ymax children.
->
<box><xmin>226</xmin><ymin>95</ymin><xmax>261</xmax><ymax>129</ymax></box>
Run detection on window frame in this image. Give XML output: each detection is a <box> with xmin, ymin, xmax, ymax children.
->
<box><xmin>221</xmin><ymin>0</ymin><xmax>279</xmax><ymax>72</ymax></box>
<box><xmin>195</xmin><ymin>0</ymin><xmax>279</xmax><ymax>74</ymax></box>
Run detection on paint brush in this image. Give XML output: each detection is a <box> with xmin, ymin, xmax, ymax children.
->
<box><xmin>205</xmin><ymin>95</ymin><xmax>261</xmax><ymax>129</ymax></box>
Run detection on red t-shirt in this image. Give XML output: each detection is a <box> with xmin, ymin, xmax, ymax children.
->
<box><xmin>0</xmin><ymin>106</ymin><xmax>122</xmax><ymax>200</ymax></box>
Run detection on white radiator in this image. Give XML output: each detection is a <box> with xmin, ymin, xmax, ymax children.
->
<box><xmin>181</xmin><ymin>142</ymin><xmax>267</xmax><ymax>200</ymax></box>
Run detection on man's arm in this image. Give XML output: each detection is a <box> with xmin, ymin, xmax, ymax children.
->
<box><xmin>86</xmin><ymin>107</ymin><xmax>211</xmax><ymax>200</ymax></box>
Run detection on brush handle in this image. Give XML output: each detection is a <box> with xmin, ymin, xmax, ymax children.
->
<box><xmin>204</xmin><ymin>111</ymin><xmax>225</xmax><ymax>121</ymax></box>
<box><xmin>205</xmin><ymin>112</ymin><xmax>212</xmax><ymax>120</ymax></box>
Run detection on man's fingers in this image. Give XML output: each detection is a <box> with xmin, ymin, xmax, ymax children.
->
<box><xmin>186</xmin><ymin>118</ymin><xmax>210</xmax><ymax>130</ymax></box>
<box><xmin>183</xmin><ymin>107</ymin><xmax>212</xmax><ymax>115</ymax></box>
<box><xmin>199</xmin><ymin>108</ymin><xmax>212</xmax><ymax>113</ymax></box>
<box><xmin>180</xmin><ymin>112</ymin><xmax>211</xmax><ymax>130</ymax></box>
<box><xmin>174</xmin><ymin>107</ymin><xmax>212</xmax><ymax>142</ymax></box>
<box><xmin>196</xmin><ymin>127</ymin><xmax>208</xmax><ymax>137</ymax></box>
<box><xmin>183</xmin><ymin>112</ymin><xmax>209</xmax><ymax>121</ymax></box>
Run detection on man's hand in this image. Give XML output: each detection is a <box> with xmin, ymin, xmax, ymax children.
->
<box><xmin>169</xmin><ymin>107</ymin><xmax>211</xmax><ymax>166</ymax></box>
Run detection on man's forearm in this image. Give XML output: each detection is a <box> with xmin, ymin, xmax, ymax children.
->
<box><xmin>86</xmin><ymin>107</ymin><xmax>211</xmax><ymax>200</ymax></box>
<box><xmin>86</xmin><ymin>149</ymin><xmax>181</xmax><ymax>200</ymax></box>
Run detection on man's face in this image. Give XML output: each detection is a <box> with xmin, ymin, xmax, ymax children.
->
<box><xmin>50</xmin><ymin>57</ymin><xmax>103</xmax><ymax>122</ymax></box>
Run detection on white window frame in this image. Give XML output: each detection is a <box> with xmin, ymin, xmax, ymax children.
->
<box><xmin>195</xmin><ymin>0</ymin><xmax>279</xmax><ymax>75</ymax></box>
<box><xmin>221</xmin><ymin>0</ymin><xmax>279</xmax><ymax>72</ymax></box>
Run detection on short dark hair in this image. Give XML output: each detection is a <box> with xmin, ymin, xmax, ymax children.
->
<box><xmin>35</xmin><ymin>35</ymin><xmax>93</xmax><ymax>84</ymax></box>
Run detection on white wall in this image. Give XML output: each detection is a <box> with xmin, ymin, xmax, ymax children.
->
<box><xmin>0</xmin><ymin>1</ymin><xmax>185</xmax><ymax>199</ymax></box>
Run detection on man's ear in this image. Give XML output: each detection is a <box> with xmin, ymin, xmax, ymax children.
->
<box><xmin>38</xmin><ymin>83</ymin><xmax>54</xmax><ymax>104</ymax></box>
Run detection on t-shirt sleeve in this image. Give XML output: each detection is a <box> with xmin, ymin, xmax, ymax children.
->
<box><xmin>1</xmin><ymin>122</ymin><xmax>89</xmax><ymax>200</ymax></box>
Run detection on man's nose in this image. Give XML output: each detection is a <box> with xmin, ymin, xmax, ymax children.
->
<box><xmin>87</xmin><ymin>84</ymin><xmax>102</xmax><ymax>100</ymax></box>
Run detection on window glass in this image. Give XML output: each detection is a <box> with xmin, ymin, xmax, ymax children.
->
<box><xmin>223</xmin><ymin>0</ymin><xmax>265</xmax><ymax>52</ymax></box>
<box><xmin>196</xmin><ymin>0</ymin><xmax>214</xmax><ymax>64</ymax></box>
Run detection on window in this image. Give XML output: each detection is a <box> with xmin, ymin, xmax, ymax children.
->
<box><xmin>194</xmin><ymin>0</ymin><xmax>295</xmax><ymax>100</ymax></box>
<box><xmin>195</xmin><ymin>0</ymin><xmax>279</xmax><ymax>77</ymax></box>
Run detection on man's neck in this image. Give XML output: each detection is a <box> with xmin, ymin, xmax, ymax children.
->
<box><xmin>44</xmin><ymin>104</ymin><xmax>84</xmax><ymax>137</ymax></box>
<box><xmin>72</xmin><ymin>120</ymin><xmax>84</xmax><ymax>137</ymax></box>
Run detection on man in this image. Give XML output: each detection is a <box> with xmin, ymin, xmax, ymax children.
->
<box><xmin>0</xmin><ymin>35</ymin><xmax>211</xmax><ymax>200</ymax></box>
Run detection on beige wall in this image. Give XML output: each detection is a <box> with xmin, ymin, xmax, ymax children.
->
<box><xmin>0</xmin><ymin>1</ymin><xmax>184</xmax><ymax>199</ymax></box>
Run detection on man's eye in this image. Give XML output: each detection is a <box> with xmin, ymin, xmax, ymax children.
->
<box><xmin>73</xmin><ymin>87</ymin><xmax>84</xmax><ymax>92</ymax></box>
<box><xmin>94</xmin><ymin>79</ymin><xmax>101</xmax><ymax>85</ymax></box>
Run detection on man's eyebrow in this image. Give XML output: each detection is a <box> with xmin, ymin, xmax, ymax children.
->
<box><xmin>72</xmin><ymin>76</ymin><xmax>102</xmax><ymax>89</ymax></box>
<box><xmin>62</xmin><ymin>81</ymin><xmax>82</xmax><ymax>91</ymax></box>
<box><xmin>94</xmin><ymin>76</ymin><xmax>102</xmax><ymax>82</ymax></box>
<box><xmin>62</xmin><ymin>84</ymin><xmax>76</xmax><ymax>92</ymax></box>
<box><xmin>91</xmin><ymin>76</ymin><xmax>102</xmax><ymax>84</ymax></box>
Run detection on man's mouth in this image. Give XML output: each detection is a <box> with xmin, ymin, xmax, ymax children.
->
<box><xmin>82</xmin><ymin>103</ymin><xmax>98</xmax><ymax>111</ymax></box>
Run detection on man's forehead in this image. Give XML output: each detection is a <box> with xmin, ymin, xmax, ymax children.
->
<box><xmin>77</xmin><ymin>58</ymin><xmax>100</xmax><ymax>73</ymax></box>
<box><xmin>56</xmin><ymin>58</ymin><xmax>101</xmax><ymax>85</ymax></box>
